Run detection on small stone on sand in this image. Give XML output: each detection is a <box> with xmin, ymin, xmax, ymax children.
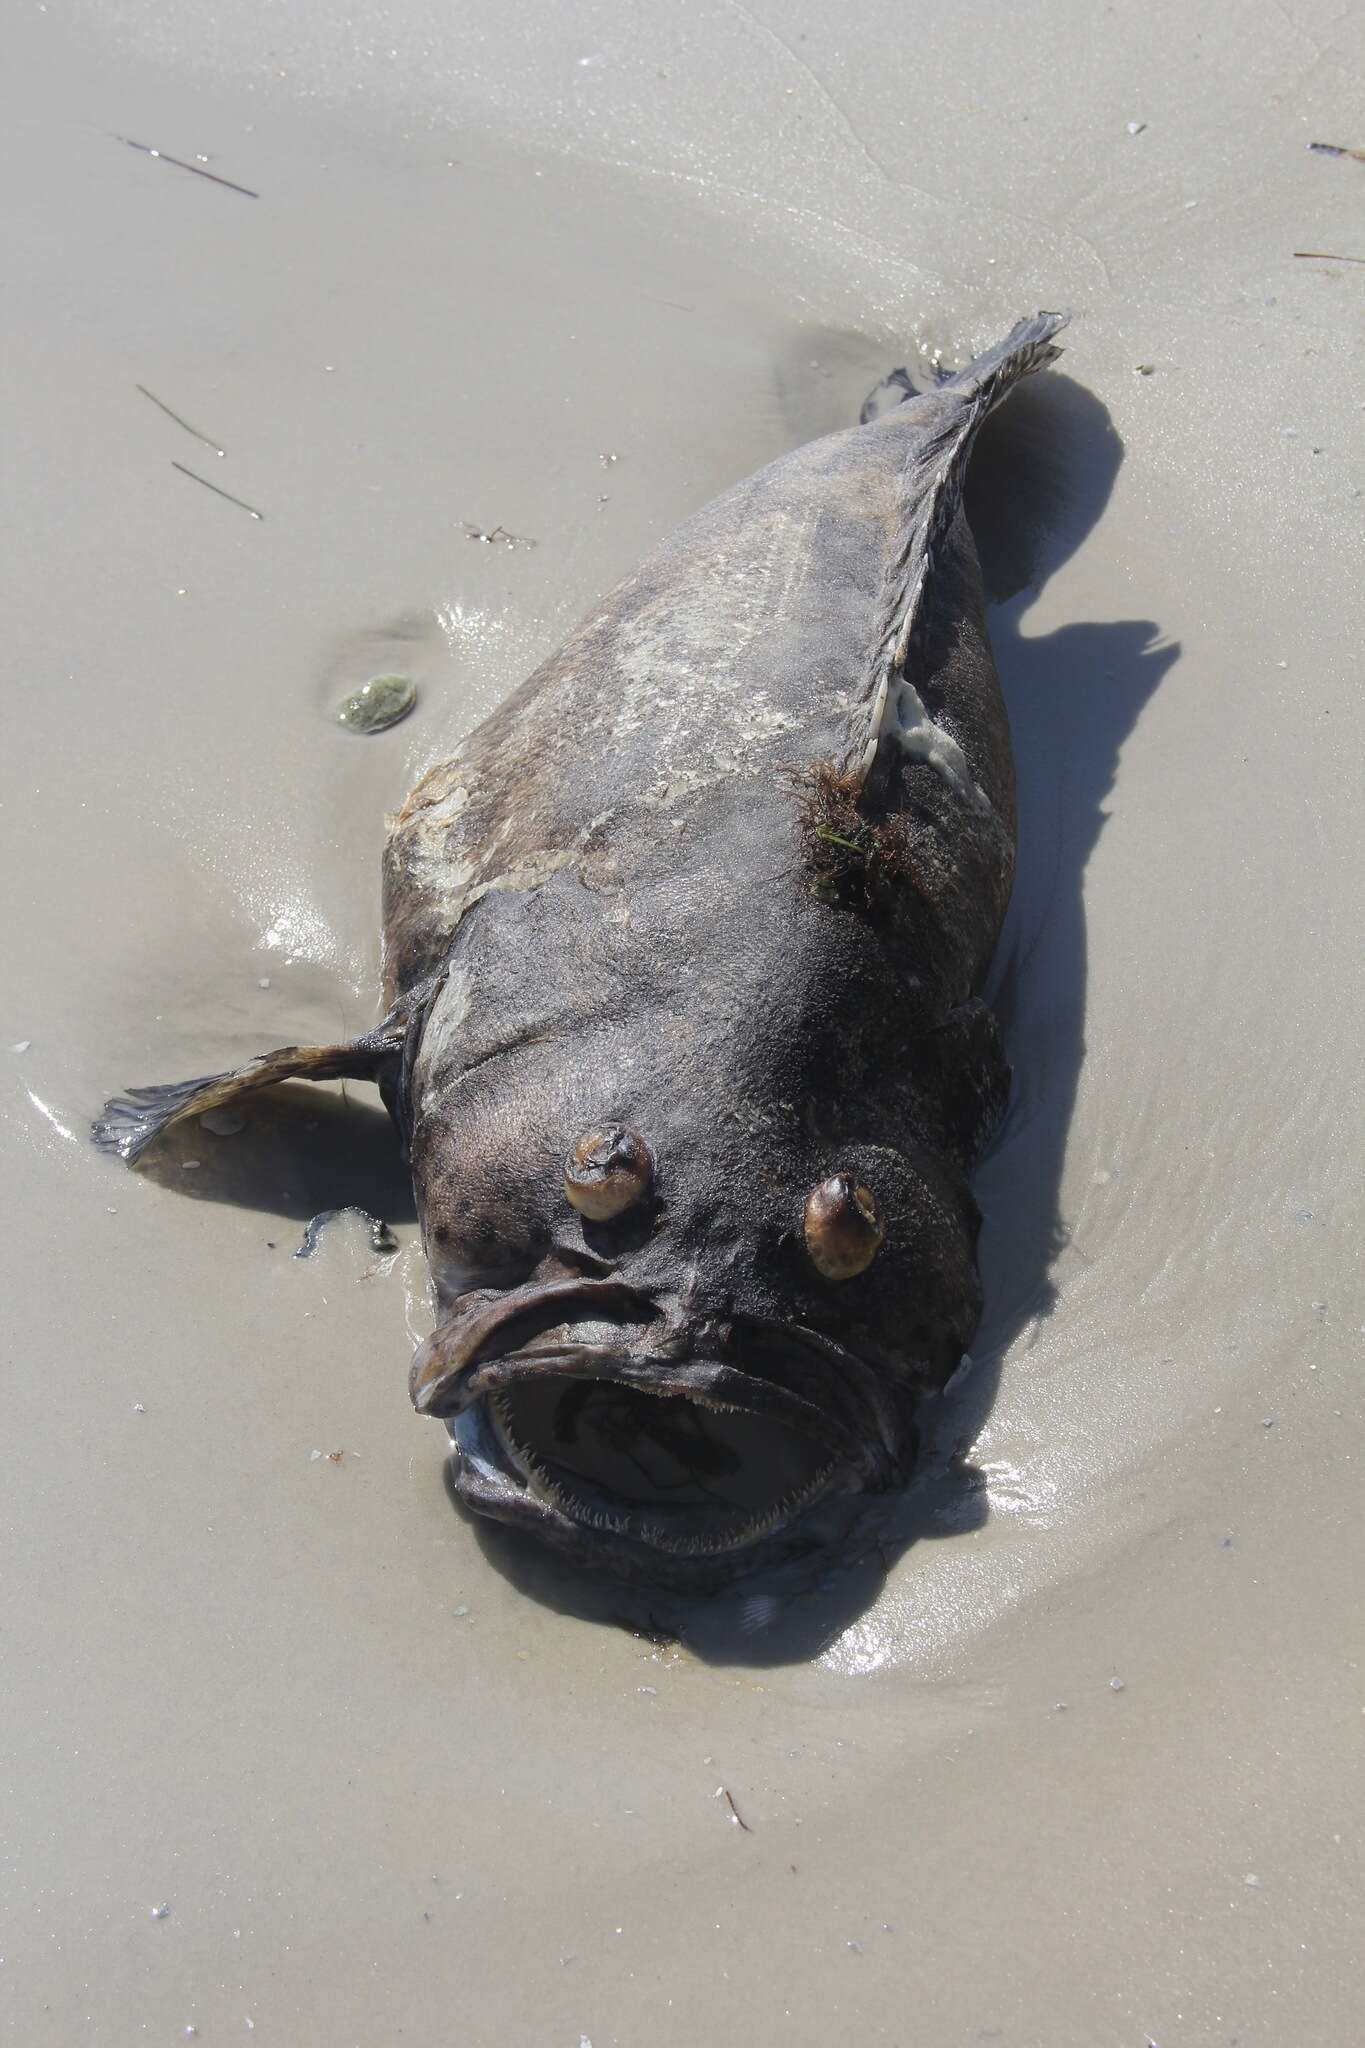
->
<box><xmin>335</xmin><ymin>673</ymin><xmax>417</xmax><ymax>734</ymax></box>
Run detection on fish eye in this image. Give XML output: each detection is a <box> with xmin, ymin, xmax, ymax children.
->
<box><xmin>803</xmin><ymin>1173</ymin><xmax>884</xmax><ymax>1280</ymax></box>
<box><xmin>563</xmin><ymin>1126</ymin><xmax>654</xmax><ymax>1221</ymax></box>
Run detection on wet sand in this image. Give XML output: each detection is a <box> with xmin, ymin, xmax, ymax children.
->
<box><xmin>3</xmin><ymin>2</ymin><xmax>1363</xmax><ymax>2042</ymax></box>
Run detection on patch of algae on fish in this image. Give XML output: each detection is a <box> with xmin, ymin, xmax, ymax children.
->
<box><xmin>335</xmin><ymin>674</ymin><xmax>417</xmax><ymax>734</ymax></box>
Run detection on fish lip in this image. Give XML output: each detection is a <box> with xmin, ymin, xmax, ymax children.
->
<box><xmin>408</xmin><ymin>1275</ymin><xmax>654</xmax><ymax>1415</ymax></box>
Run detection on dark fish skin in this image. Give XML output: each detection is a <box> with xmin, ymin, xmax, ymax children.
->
<box><xmin>96</xmin><ymin>312</ymin><xmax>1068</xmax><ymax>1584</ymax></box>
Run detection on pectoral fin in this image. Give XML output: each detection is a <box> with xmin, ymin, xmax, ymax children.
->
<box><xmin>93</xmin><ymin>1021</ymin><xmax>407</xmax><ymax>1165</ymax></box>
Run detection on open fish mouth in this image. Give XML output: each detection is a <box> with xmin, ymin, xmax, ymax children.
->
<box><xmin>461</xmin><ymin>1362</ymin><xmax>843</xmax><ymax>1556</ymax></box>
<box><xmin>411</xmin><ymin>1277</ymin><xmax>892</xmax><ymax>1564</ymax></box>
<box><xmin>413</xmin><ymin>1282</ymin><xmax>885</xmax><ymax>1560</ymax></box>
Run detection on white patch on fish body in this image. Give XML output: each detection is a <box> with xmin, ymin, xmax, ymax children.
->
<box><xmin>384</xmin><ymin>508</ymin><xmax>814</xmax><ymax>970</ymax></box>
<box><xmin>943</xmin><ymin>1352</ymin><xmax>975</xmax><ymax>1396</ymax></box>
<box><xmin>857</xmin><ymin>460</ymin><xmax>992</xmax><ymax>813</ymax></box>
<box><xmin>884</xmin><ymin>677</ymin><xmax>993</xmax><ymax>815</ymax></box>
<box><xmin>602</xmin><ymin>504</ymin><xmax>812</xmax><ymax>799</ymax></box>
<box><xmin>389</xmin><ymin>754</ymin><xmax>617</xmax><ymax>943</ymax></box>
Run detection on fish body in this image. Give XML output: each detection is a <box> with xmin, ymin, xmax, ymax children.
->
<box><xmin>97</xmin><ymin>312</ymin><xmax>1068</xmax><ymax>1581</ymax></box>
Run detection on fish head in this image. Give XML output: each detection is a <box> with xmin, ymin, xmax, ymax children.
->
<box><xmin>402</xmin><ymin>869</ymin><xmax>983</xmax><ymax>1578</ymax></box>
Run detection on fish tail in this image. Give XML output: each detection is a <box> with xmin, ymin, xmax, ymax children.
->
<box><xmin>942</xmin><ymin>309</ymin><xmax>1069</xmax><ymax>412</ymax></box>
<box><xmin>854</xmin><ymin>310</ymin><xmax>1069</xmax><ymax>786</ymax></box>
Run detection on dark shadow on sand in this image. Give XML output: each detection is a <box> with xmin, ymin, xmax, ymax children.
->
<box><xmin>129</xmin><ymin>1084</ymin><xmax>417</xmax><ymax>1230</ymax></box>
<box><xmin>456</xmin><ymin>368</ymin><xmax>1179</xmax><ymax>1662</ymax></box>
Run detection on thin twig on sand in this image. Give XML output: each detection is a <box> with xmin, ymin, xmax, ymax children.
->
<box><xmin>171</xmin><ymin>462</ymin><xmax>264</xmax><ymax>520</ymax></box>
<box><xmin>716</xmin><ymin>1786</ymin><xmax>752</xmax><ymax>1832</ymax></box>
<box><xmin>136</xmin><ymin>385</ymin><xmax>225</xmax><ymax>456</ymax></box>
<box><xmin>119</xmin><ymin>136</ymin><xmax>258</xmax><ymax>198</ymax></box>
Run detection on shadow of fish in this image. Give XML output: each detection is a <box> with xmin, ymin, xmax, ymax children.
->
<box><xmin>96</xmin><ymin>311</ymin><xmax>1068</xmax><ymax>1584</ymax></box>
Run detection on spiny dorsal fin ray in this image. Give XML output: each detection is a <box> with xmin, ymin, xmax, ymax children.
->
<box><xmin>854</xmin><ymin>311</ymin><xmax>1069</xmax><ymax>796</ymax></box>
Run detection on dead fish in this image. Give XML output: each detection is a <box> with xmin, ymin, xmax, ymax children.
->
<box><xmin>96</xmin><ymin>311</ymin><xmax>1067</xmax><ymax>1581</ymax></box>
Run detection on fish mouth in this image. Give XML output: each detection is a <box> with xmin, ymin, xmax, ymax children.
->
<box><xmin>412</xmin><ymin>1281</ymin><xmax>878</xmax><ymax>1562</ymax></box>
<box><xmin>466</xmin><ymin>1359</ymin><xmax>842</xmax><ymax>1556</ymax></box>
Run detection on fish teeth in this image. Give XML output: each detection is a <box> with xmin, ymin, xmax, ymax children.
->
<box><xmin>487</xmin><ymin>1384</ymin><xmax>836</xmax><ymax>1554</ymax></box>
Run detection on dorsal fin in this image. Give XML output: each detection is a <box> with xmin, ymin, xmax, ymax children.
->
<box><xmin>853</xmin><ymin>311</ymin><xmax>1069</xmax><ymax>796</ymax></box>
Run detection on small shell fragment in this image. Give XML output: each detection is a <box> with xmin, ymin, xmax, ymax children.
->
<box><xmin>335</xmin><ymin>673</ymin><xmax>417</xmax><ymax>734</ymax></box>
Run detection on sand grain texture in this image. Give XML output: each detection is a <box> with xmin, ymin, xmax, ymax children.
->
<box><xmin>2</xmin><ymin>3</ymin><xmax>1362</xmax><ymax>2043</ymax></box>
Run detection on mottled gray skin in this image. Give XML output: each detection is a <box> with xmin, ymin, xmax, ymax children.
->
<box><xmin>96</xmin><ymin>313</ymin><xmax>1067</xmax><ymax>1584</ymax></box>
<box><xmin>384</xmin><ymin>315</ymin><xmax>1066</xmax><ymax>1575</ymax></box>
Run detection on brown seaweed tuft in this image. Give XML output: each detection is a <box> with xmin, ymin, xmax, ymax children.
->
<box><xmin>787</xmin><ymin>760</ymin><xmax>921</xmax><ymax>907</ymax></box>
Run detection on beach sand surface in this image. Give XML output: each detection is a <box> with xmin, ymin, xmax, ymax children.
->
<box><xmin>3</xmin><ymin>3</ymin><xmax>1362</xmax><ymax>2042</ymax></box>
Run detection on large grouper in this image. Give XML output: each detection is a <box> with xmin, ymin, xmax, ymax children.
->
<box><xmin>97</xmin><ymin>310</ymin><xmax>1068</xmax><ymax>1584</ymax></box>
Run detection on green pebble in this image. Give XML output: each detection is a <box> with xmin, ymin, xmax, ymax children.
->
<box><xmin>335</xmin><ymin>673</ymin><xmax>416</xmax><ymax>734</ymax></box>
